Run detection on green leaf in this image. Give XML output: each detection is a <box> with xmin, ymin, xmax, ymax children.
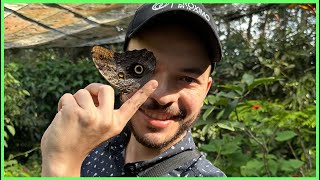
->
<box><xmin>222</xmin><ymin>99</ymin><xmax>239</xmax><ymax>119</ymax></box>
<box><xmin>279</xmin><ymin>159</ymin><xmax>304</xmax><ymax>172</ymax></box>
<box><xmin>215</xmin><ymin>97</ymin><xmax>229</xmax><ymax>106</ymax></box>
<box><xmin>6</xmin><ymin>125</ymin><xmax>15</xmax><ymax>136</ymax></box>
<box><xmin>268</xmin><ymin>159</ymin><xmax>279</xmax><ymax>176</ymax></box>
<box><xmin>241</xmin><ymin>160</ymin><xmax>264</xmax><ymax>176</ymax></box>
<box><xmin>218</xmin><ymin>84</ymin><xmax>244</xmax><ymax>95</ymax></box>
<box><xmin>220</xmin><ymin>143</ymin><xmax>239</xmax><ymax>155</ymax></box>
<box><xmin>274</xmin><ymin>67</ymin><xmax>281</xmax><ymax>76</ymax></box>
<box><xmin>4</xmin><ymin>159</ymin><xmax>18</xmax><ymax>166</ymax></box>
<box><xmin>21</xmin><ymin>172</ymin><xmax>31</xmax><ymax>177</ymax></box>
<box><xmin>217</xmin><ymin>91</ymin><xmax>239</xmax><ymax>99</ymax></box>
<box><xmin>22</xmin><ymin>90</ymin><xmax>30</xmax><ymax>96</ymax></box>
<box><xmin>229</xmin><ymin>121</ymin><xmax>245</xmax><ymax>130</ymax></box>
<box><xmin>242</xmin><ymin>73</ymin><xmax>254</xmax><ymax>86</ymax></box>
<box><xmin>256</xmin><ymin>153</ymin><xmax>277</xmax><ymax>160</ymax></box>
<box><xmin>202</xmin><ymin>106</ymin><xmax>215</xmax><ymax>121</ymax></box>
<box><xmin>200</xmin><ymin>139</ymin><xmax>222</xmax><ymax>153</ymax></box>
<box><xmin>4</xmin><ymin>131</ymin><xmax>8</xmax><ymax>139</ymax></box>
<box><xmin>248</xmin><ymin>77</ymin><xmax>279</xmax><ymax>91</ymax></box>
<box><xmin>207</xmin><ymin>95</ymin><xmax>217</xmax><ymax>104</ymax></box>
<box><xmin>288</xmin><ymin>159</ymin><xmax>304</xmax><ymax>169</ymax></box>
<box><xmin>275</xmin><ymin>130</ymin><xmax>297</xmax><ymax>141</ymax></box>
<box><xmin>217</xmin><ymin>122</ymin><xmax>235</xmax><ymax>131</ymax></box>
<box><xmin>216</xmin><ymin>109</ymin><xmax>225</xmax><ymax>120</ymax></box>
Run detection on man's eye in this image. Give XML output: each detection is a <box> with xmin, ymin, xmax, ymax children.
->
<box><xmin>181</xmin><ymin>76</ymin><xmax>196</xmax><ymax>83</ymax></box>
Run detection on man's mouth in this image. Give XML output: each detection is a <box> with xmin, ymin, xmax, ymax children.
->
<box><xmin>140</xmin><ymin>108</ymin><xmax>178</xmax><ymax>120</ymax></box>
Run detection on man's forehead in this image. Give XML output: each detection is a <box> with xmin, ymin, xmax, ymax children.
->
<box><xmin>128</xmin><ymin>25</ymin><xmax>207</xmax><ymax>52</ymax></box>
<box><xmin>151</xmin><ymin>52</ymin><xmax>211</xmax><ymax>78</ymax></box>
<box><xmin>127</xmin><ymin>24</ymin><xmax>211</xmax><ymax>74</ymax></box>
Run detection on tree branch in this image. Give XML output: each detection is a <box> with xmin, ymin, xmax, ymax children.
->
<box><xmin>222</xmin><ymin>4</ymin><xmax>288</xmax><ymax>22</ymax></box>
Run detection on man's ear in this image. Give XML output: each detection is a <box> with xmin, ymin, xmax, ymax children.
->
<box><xmin>200</xmin><ymin>77</ymin><xmax>213</xmax><ymax>107</ymax></box>
<box><xmin>205</xmin><ymin>77</ymin><xmax>213</xmax><ymax>95</ymax></box>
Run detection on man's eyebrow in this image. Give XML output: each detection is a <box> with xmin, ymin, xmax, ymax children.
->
<box><xmin>179</xmin><ymin>67</ymin><xmax>205</xmax><ymax>76</ymax></box>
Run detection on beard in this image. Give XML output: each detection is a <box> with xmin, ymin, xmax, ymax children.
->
<box><xmin>128</xmin><ymin>99</ymin><xmax>200</xmax><ymax>150</ymax></box>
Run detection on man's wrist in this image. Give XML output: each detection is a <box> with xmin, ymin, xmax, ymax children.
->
<box><xmin>41</xmin><ymin>155</ymin><xmax>82</xmax><ymax>177</ymax></box>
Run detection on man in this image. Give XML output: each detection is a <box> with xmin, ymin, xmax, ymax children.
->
<box><xmin>41</xmin><ymin>3</ymin><xmax>226</xmax><ymax>177</ymax></box>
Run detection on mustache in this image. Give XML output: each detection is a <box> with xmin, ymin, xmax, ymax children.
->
<box><xmin>140</xmin><ymin>100</ymin><xmax>187</xmax><ymax>119</ymax></box>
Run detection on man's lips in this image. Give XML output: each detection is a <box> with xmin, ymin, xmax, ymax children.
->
<box><xmin>139</xmin><ymin>109</ymin><xmax>175</xmax><ymax>128</ymax></box>
<box><xmin>140</xmin><ymin>109</ymin><xmax>174</xmax><ymax>120</ymax></box>
<box><xmin>139</xmin><ymin>108</ymin><xmax>182</xmax><ymax>120</ymax></box>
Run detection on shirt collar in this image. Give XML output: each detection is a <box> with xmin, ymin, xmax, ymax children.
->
<box><xmin>108</xmin><ymin>126</ymin><xmax>196</xmax><ymax>172</ymax></box>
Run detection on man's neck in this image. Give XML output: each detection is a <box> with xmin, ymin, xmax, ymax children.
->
<box><xmin>124</xmin><ymin>131</ymin><xmax>187</xmax><ymax>164</ymax></box>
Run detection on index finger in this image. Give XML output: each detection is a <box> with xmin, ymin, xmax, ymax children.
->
<box><xmin>84</xmin><ymin>83</ymin><xmax>110</xmax><ymax>106</ymax></box>
<box><xmin>115</xmin><ymin>80</ymin><xmax>158</xmax><ymax>123</ymax></box>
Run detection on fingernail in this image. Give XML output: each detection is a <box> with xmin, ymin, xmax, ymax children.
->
<box><xmin>151</xmin><ymin>80</ymin><xmax>158</xmax><ymax>90</ymax></box>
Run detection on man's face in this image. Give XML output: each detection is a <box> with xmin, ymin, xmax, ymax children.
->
<box><xmin>126</xmin><ymin>24</ymin><xmax>212</xmax><ymax>150</ymax></box>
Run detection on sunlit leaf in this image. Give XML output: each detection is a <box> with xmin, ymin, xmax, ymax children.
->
<box><xmin>4</xmin><ymin>131</ymin><xmax>8</xmax><ymax>139</ymax></box>
<box><xmin>275</xmin><ymin>130</ymin><xmax>297</xmax><ymax>141</ymax></box>
<box><xmin>217</xmin><ymin>91</ymin><xmax>239</xmax><ymax>99</ymax></box>
<box><xmin>217</xmin><ymin>122</ymin><xmax>235</xmax><ymax>131</ymax></box>
<box><xmin>242</xmin><ymin>73</ymin><xmax>254</xmax><ymax>86</ymax></box>
<box><xmin>248</xmin><ymin>77</ymin><xmax>279</xmax><ymax>91</ymax></box>
<box><xmin>218</xmin><ymin>84</ymin><xmax>244</xmax><ymax>95</ymax></box>
<box><xmin>6</xmin><ymin>125</ymin><xmax>15</xmax><ymax>136</ymax></box>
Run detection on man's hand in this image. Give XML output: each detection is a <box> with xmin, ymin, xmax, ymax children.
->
<box><xmin>41</xmin><ymin>80</ymin><xmax>158</xmax><ymax>176</ymax></box>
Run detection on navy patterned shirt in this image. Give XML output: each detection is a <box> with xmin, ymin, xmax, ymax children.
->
<box><xmin>81</xmin><ymin>126</ymin><xmax>226</xmax><ymax>177</ymax></box>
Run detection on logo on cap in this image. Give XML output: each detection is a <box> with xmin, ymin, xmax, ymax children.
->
<box><xmin>152</xmin><ymin>3</ymin><xmax>173</xmax><ymax>10</ymax></box>
<box><xmin>151</xmin><ymin>3</ymin><xmax>210</xmax><ymax>22</ymax></box>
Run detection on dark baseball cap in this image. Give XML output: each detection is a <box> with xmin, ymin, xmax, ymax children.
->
<box><xmin>123</xmin><ymin>3</ymin><xmax>222</xmax><ymax>69</ymax></box>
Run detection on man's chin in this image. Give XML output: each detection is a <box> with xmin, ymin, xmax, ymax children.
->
<box><xmin>128</xmin><ymin>120</ymin><xmax>191</xmax><ymax>150</ymax></box>
<box><xmin>128</xmin><ymin>122</ymin><xmax>172</xmax><ymax>149</ymax></box>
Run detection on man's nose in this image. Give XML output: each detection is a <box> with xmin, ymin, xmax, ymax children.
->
<box><xmin>149</xmin><ymin>77</ymin><xmax>179</xmax><ymax>106</ymax></box>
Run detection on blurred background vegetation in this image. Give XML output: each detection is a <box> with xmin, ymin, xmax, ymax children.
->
<box><xmin>3</xmin><ymin>3</ymin><xmax>316</xmax><ymax>177</ymax></box>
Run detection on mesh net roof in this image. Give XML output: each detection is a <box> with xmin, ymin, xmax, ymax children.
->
<box><xmin>4</xmin><ymin>4</ymin><xmax>142</xmax><ymax>49</ymax></box>
<box><xmin>5</xmin><ymin>3</ymin><xmax>291</xmax><ymax>49</ymax></box>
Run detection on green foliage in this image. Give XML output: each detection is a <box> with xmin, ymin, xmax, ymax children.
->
<box><xmin>194</xmin><ymin>74</ymin><xmax>315</xmax><ymax>177</ymax></box>
<box><xmin>4</xmin><ymin>63</ymin><xmax>30</xmax><ymax>148</ymax></box>
<box><xmin>196</xmin><ymin>98</ymin><xmax>315</xmax><ymax>176</ymax></box>
<box><xmin>5</xmin><ymin>57</ymin><xmax>106</xmax><ymax>153</ymax></box>
<box><xmin>4</xmin><ymin>159</ymin><xmax>31</xmax><ymax>177</ymax></box>
<box><xmin>275</xmin><ymin>130</ymin><xmax>297</xmax><ymax>142</ymax></box>
<box><xmin>4</xmin><ymin>151</ymin><xmax>42</xmax><ymax>177</ymax></box>
<box><xmin>4</xmin><ymin>56</ymin><xmax>106</xmax><ymax>176</ymax></box>
<box><xmin>193</xmin><ymin>5</ymin><xmax>316</xmax><ymax>177</ymax></box>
